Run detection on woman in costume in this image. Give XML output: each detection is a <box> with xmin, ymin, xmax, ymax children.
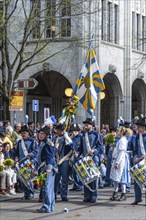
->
<box><xmin>110</xmin><ymin>126</ymin><xmax>130</xmax><ymax>201</ymax></box>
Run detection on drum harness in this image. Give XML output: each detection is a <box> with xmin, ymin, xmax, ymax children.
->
<box><xmin>74</xmin><ymin>132</ymin><xmax>101</xmax><ymax>192</ymax></box>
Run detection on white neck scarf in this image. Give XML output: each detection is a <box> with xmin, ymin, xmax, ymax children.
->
<box><xmin>85</xmin><ymin>132</ymin><xmax>91</xmax><ymax>152</ymax></box>
<box><xmin>21</xmin><ymin>139</ymin><xmax>28</xmax><ymax>157</ymax></box>
<box><xmin>139</xmin><ymin>133</ymin><xmax>145</xmax><ymax>156</ymax></box>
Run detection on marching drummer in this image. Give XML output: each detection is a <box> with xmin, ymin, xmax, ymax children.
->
<box><xmin>131</xmin><ymin>116</ymin><xmax>146</xmax><ymax>205</ymax></box>
<box><xmin>14</xmin><ymin>125</ymin><xmax>38</xmax><ymax>200</ymax></box>
<box><xmin>36</xmin><ymin>125</ymin><xmax>51</xmax><ymax>202</ymax></box>
<box><xmin>36</xmin><ymin>129</ymin><xmax>59</xmax><ymax>213</ymax></box>
<box><xmin>80</xmin><ymin>118</ymin><xmax>104</xmax><ymax>203</ymax></box>
<box><xmin>69</xmin><ymin>123</ymin><xmax>83</xmax><ymax>191</ymax></box>
<box><xmin>54</xmin><ymin>123</ymin><xmax>73</xmax><ymax>201</ymax></box>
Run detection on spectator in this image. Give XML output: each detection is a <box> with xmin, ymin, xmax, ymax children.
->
<box><xmin>0</xmin><ymin>142</ymin><xmax>7</xmax><ymax>195</ymax></box>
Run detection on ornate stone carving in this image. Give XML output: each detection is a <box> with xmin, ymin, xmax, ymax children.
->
<box><xmin>109</xmin><ymin>64</ymin><xmax>117</xmax><ymax>74</ymax></box>
<box><xmin>43</xmin><ymin>62</ymin><xmax>50</xmax><ymax>71</ymax></box>
<box><xmin>137</xmin><ymin>70</ymin><xmax>144</xmax><ymax>79</ymax></box>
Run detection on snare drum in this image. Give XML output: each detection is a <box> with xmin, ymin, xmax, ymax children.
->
<box><xmin>16</xmin><ymin>159</ymin><xmax>36</xmax><ymax>191</ymax></box>
<box><xmin>74</xmin><ymin>156</ymin><xmax>100</xmax><ymax>185</ymax></box>
<box><xmin>130</xmin><ymin>159</ymin><xmax>146</xmax><ymax>190</ymax></box>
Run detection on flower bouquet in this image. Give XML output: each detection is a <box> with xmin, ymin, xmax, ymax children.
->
<box><xmin>60</xmin><ymin>94</ymin><xmax>79</xmax><ymax>130</ymax></box>
<box><xmin>105</xmin><ymin>133</ymin><xmax>116</xmax><ymax>151</ymax></box>
<box><xmin>3</xmin><ymin>158</ymin><xmax>14</xmax><ymax>167</ymax></box>
<box><xmin>64</xmin><ymin>95</ymin><xmax>79</xmax><ymax>118</ymax></box>
<box><xmin>105</xmin><ymin>133</ymin><xmax>116</xmax><ymax>145</ymax></box>
<box><xmin>32</xmin><ymin>173</ymin><xmax>47</xmax><ymax>189</ymax></box>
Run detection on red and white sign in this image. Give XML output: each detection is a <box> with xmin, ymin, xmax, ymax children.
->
<box><xmin>44</xmin><ymin>108</ymin><xmax>50</xmax><ymax>124</ymax></box>
<box><xmin>18</xmin><ymin>78</ymin><xmax>38</xmax><ymax>89</ymax></box>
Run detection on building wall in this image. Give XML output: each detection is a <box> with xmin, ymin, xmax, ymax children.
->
<box><xmin>1</xmin><ymin>0</ymin><xmax>146</xmax><ymax>126</ymax></box>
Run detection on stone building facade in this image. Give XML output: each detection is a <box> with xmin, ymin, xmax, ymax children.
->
<box><xmin>0</xmin><ymin>0</ymin><xmax>146</xmax><ymax>127</ymax></box>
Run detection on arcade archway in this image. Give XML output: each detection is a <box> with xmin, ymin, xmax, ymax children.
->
<box><xmin>101</xmin><ymin>73</ymin><xmax>123</xmax><ymax>126</ymax></box>
<box><xmin>132</xmin><ymin>78</ymin><xmax>146</xmax><ymax>118</ymax></box>
<box><xmin>26</xmin><ymin>71</ymin><xmax>72</xmax><ymax>123</ymax></box>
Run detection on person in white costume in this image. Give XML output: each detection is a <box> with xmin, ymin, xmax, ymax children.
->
<box><xmin>110</xmin><ymin>126</ymin><xmax>130</xmax><ymax>201</ymax></box>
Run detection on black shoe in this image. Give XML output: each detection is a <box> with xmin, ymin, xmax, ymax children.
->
<box><xmin>27</xmin><ymin>195</ymin><xmax>34</xmax><ymax>200</ymax></box>
<box><xmin>21</xmin><ymin>196</ymin><xmax>28</xmax><ymax>200</ymax></box>
<box><xmin>36</xmin><ymin>208</ymin><xmax>50</xmax><ymax>213</ymax></box>
<box><xmin>118</xmin><ymin>193</ymin><xmax>126</xmax><ymax>201</ymax></box>
<box><xmin>69</xmin><ymin>188</ymin><xmax>76</xmax><ymax>191</ymax></box>
<box><xmin>83</xmin><ymin>199</ymin><xmax>90</xmax><ymax>202</ymax></box>
<box><xmin>62</xmin><ymin>197</ymin><xmax>68</xmax><ymax>201</ymax></box>
<box><xmin>110</xmin><ymin>192</ymin><xmax>119</xmax><ymax>201</ymax></box>
<box><xmin>131</xmin><ymin>199</ymin><xmax>143</xmax><ymax>205</ymax></box>
<box><xmin>90</xmin><ymin>199</ymin><xmax>96</xmax><ymax>203</ymax></box>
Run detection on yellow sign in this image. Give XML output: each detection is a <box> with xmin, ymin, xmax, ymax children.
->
<box><xmin>9</xmin><ymin>91</ymin><xmax>24</xmax><ymax>111</ymax></box>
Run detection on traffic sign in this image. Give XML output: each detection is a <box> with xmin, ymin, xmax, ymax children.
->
<box><xmin>9</xmin><ymin>91</ymin><xmax>24</xmax><ymax>111</ymax></box>
<box><xmin>18</xmin><ymin>78</ymin><xmax>38</xmax><ymax>90</ymax></box>
<box><xmin>32</xmin><ymin>100</ymin><xmax>39</xmax><ymax>112</ymax></box>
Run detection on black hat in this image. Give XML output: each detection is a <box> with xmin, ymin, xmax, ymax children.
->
<box><xmin>119</xmin><ymin>121</ymin><xmax>131</xmax><ymax>128</ymax></box>
<box><xmin>20</xmin><ymin>125</ymin><xmax>29</xmax><ymax>132</ymax></box>
<box><xmin>69</xmin><ymin>124</ymin><xmax>80</xmax><ymax>132</ymax></box>
<box><xmin>83</xmin><ymin>118</ymin><xmax>95</xmax><ymax>126</ymax></box>
<box><xmin>55</xmin><ymin>123</ymin><xmax>65</xmax><ymax>131</ymax></box>
<box><xmin>39</xmin><ymin>126</ymin><xmax>50</xmax><ymax>135</ymax></box>
<box><xmin>110</xmin><ymin>126</ymin><xmax>117</xmax><ymax>132</ymax></box>
<box><xmin>135</xmin><ymin>117</ymin><xmax>146</xmax><ymax>127</ymax></box>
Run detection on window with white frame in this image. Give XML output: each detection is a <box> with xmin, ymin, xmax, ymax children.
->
<box><xmin>0</xmin><ymin>1</ymin><xmax>3</xmax><ymax>41</ymax></box>
<box><xmin>61</xmin><ymin>0</ymin><xmax>71</xmax><ymax>37</ymax></box>
<box><xmin>142</xmin><ymin>16</ymin><xmax>146</xmax><ymax>52</ymax></box>
<box><xmin>101</xmin><ymin>0</ymin><xmax>119</xmax><ymax>44</ymax></box>
<box><xmin>113</xmin><ymin>4</ymin><xmax>118</xmax><ymax>44</ymax></box>
<box><xmin>107</xmin><ymin>1</ymin><xmax>111</xmax><ymax>42</ymax></box>
<box><xmin>101</xmin><ymin>0</ymin><xmax>106</xmax><ymax>41</ymax></box>
<box><xmin>31</xmin><ymin>0</ymin><xmax>41</xmax><ymax>39</ymax></box>
<box><xmin>45</xmin><ymin>0</ymin><xmax>56</xmax><ymax>38</ymax></box>
<box><xmin>132</xmin><ymin>12</ymin><xmax>136</xmax><ymax>49</ymax></box>
<box><xmin>136</xmin><ymin>13</ymin><xmax>141</xmax><ymax>50</ymax></box>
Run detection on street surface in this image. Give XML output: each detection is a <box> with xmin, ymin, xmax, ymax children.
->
<box><xmin>0</xmin><ymin>186</ymin><xmax>146</xmax><ymax>220</ymax></box>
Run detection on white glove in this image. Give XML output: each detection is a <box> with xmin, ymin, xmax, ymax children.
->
<box><xmin>64</xmin><ymin>132</ymin><xmax>72</xmax><ymax>145</ymax></box>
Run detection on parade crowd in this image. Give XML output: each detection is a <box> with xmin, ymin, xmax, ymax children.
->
<box><xmin>0</xmin><ymin>116</ymin><xmax>146</xmax><ymax>213</ymax></box>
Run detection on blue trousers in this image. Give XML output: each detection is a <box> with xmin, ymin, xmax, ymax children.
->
<box><xmin>20</xmin><ymin>181</ymin><xmax>34</xmax><ymax>198</ymax></box>
<box><xmin>84</xmin><ymin>179</ymin><xmax>98</xmax><ymax>201</ymax></box>
<box><xmin>54</xmin><ymin>160</ymin><xmax>69</xmax><ymax>199</ymax></box>
<box><xmin>41</xmin><ymin>170</ymin><xmax>55</xmax><ymax>212</ymax></box>
<box><xmin>72</xmin><ymin>158</ymin><xmax>83</xmax><ymax>190</ymax></box>
<box><xmin>134</xmin><ymin>181</ymin><xmax>142</xmax><ymax>202</ymax></box>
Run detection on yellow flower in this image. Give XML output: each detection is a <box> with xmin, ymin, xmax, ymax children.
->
<box><xmin>74</xmin><ymin>95</ymin><xmax>79</xmax><ymax>100</ymax></box>
<box><xmin>71</xmin><ymin>102</ymin><xmax>75</xmax><ymax>106</ymax></box>
<box><xmin>69</xmin><ymin>108</ymin><xmax>74</xmax><ymax>113</ymax></box>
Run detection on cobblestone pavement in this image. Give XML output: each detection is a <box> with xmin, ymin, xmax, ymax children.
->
<box><xmin>0</xmin><ymin>186</ymin><xmax>146</xmax><ymax>220</ymax></box>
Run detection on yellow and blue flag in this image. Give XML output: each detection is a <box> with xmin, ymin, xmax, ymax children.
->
<box><xmin>74</xmin><ymin>43</ymin><xmax>105</xmax><ymax>115</ymax></box>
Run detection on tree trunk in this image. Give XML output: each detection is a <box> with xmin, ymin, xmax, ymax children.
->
<box><xmin>3</xmin><ymin>97</ymin><xmax>10</xmax><ymax>120</ymax></box>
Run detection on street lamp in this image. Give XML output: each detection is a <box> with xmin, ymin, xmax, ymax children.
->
<box><xmin>100</xmin><ymin>92</ymin><xmax>105</xmax><ymax>100</ymax></box>
<box><xmin>65</xmin><ymin>88</ymin><xmax>73</xmax><ymax>97</ymax></box>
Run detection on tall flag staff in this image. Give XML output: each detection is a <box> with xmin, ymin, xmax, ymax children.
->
<box><xmin>58</xmin><ymin>38</ymin><xmax>105</xmax><ymax>129</ymax></box>
<box><xmin>73</xmin><ymin>39</ymin><xmax>105</xmax><ymax>119</ymax></box>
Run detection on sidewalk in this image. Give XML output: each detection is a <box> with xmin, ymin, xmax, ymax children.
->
<box><xmin>0</xmin><ymin>192</ymin><xmax>23</xmax><ymax>202</ymax></box>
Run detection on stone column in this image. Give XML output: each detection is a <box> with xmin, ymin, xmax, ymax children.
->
<box><xmin>123</xmin><ymin>0</ymin><xmax>132</xmax><ymax>121</ymax></box>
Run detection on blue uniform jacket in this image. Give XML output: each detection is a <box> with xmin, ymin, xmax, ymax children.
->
<box><xmin>72</xmin><ymin>133</ymin><xmax>83</xmax><ymax>152</ymax></box>
<box><xmin>15</xmin><ymin>137</ymin><xmax>38</xmax><ymax>161</ymax></box>
<box><xmin>79</xmin><ymin>130</ymin><xmax>104</xmax><ymax>168</ymax></box>
<box><xmin>56</xmin><ymin>136</ymin><xmax>73</xmax><ymax>160</ymax></box>
<box><xmin>133</xmin><ymin>133</ymin><xmax>146</xmax><ymax>160</ymax></box>
<box><xmin>41</xmin><ymin>141</ymin><xmax>58</xmax><ymax>169</ymax></box>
